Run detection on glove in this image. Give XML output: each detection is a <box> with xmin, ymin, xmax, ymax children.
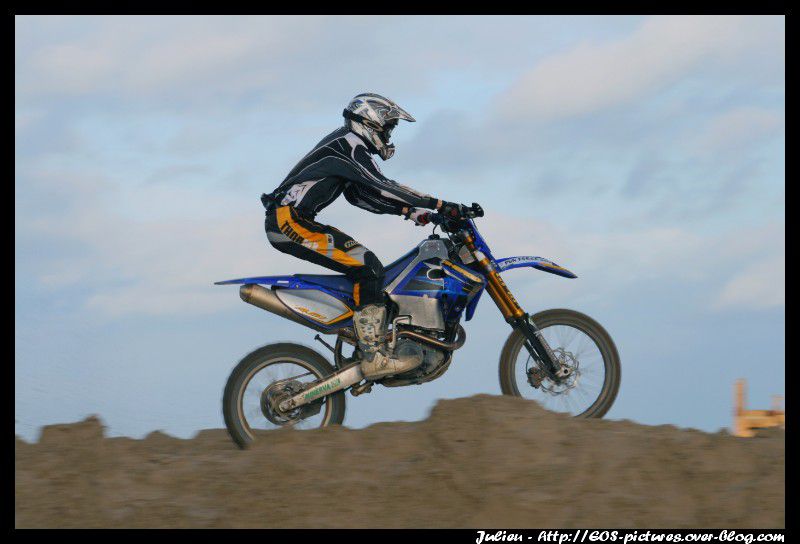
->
<box><xmin>404</xmin><ymin>207</ymin><xmax>431</xmax><ymax>226</ymax></box>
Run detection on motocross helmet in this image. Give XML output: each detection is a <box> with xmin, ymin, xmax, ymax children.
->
<box><xmin>343</xmin><ymin>93</ymin><xmax>415</xmax><ymax>160</ymax></box>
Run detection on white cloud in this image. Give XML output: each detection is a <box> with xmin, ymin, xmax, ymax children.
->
<box><xmin>694</xmin><ymin>107</ymin><xmax>784</xmax><ymax>154</ymax></box>
<box><xmin>497</xmin><ymin>15</ymin><xmax>781</xmax><ymax>121</ymax></box>
<box><xmin>14</xmin><ymin>16</ymin><xmax>785</xmax><ymax>319</ymax></box>
<box><xmin>14</xmin><ymin>16</ymin><xmax>442</xmax><ymax>108</ymax></box>
<box><xmin>15</xmin><ymin>109</ymin><xmax>46</xmax><ymax>131</ymax></box>
<box><xmin>30</xmin><ymin>43</ymin><xmax>115</xmax><ymax>94</ymax></box>
<box><xmin>16</xmin><ymin>17</ymin><xmax>333</xmax><ymax>102</ymax></box>
<box><xmin>16</xmin><ymin>155</ymin><xmax>785</xmax><ymax>318</ymax></box>
<box><xmin>23</xmin><ymin>205</ymin><xmax>283</xmax><ymax>316</ymax></box>
<box><xmin>16</xmin><ymin>162</ymin><xmax>435</xmax><ymax>317</ymax></box>
<box><xmin>714</xmin><ymin>254</ymin><xmax>785</xmax><ymax>310</ymax></box>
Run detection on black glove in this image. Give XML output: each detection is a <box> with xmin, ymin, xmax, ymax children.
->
<box><xmin>404</xmin><ymin>207</ymin><xmax>431</xmax><ymax>226</ymax></box>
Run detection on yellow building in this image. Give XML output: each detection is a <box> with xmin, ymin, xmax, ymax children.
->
<box><xmin>733</xmin><ymin>379</ymin><xmax>784</xmax><ymax>437</ymax></box>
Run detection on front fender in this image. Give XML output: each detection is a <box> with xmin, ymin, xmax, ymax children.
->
<box><xmin>495</xmin><ymin>256</ymin><xmax>577</xmax><ymax>279</ymax></box>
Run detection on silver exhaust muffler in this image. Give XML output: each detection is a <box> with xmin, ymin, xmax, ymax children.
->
<box><xmin>239</xmin><ymin>283</ymin><xmax>327</xmax><ymax>332</ymax></box>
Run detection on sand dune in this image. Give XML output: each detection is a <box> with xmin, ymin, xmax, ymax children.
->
<box><xmin>15</xmin><ymin>394</ymin><xmax>784</xmax><ymax>528</ymax></box>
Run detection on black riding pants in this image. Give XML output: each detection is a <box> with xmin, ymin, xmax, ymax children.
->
<box><xmin>264</xmin><ymin>206</ymin><xmax>385</xmax><ymax>307</ymax></box>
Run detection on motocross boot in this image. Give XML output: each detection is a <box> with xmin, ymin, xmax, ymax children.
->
<box><xmin>354</xmin><ymin>303</ymin><xmax>423</xmax><ymax>380</ymax></box>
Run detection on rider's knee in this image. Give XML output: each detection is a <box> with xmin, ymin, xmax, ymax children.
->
<box><xmin>361</xmin><ymin>252</ymin><xmax>385</xmax><ymax>282</ymax></box>
<box><xmin>350</xmin><ymin>251</ymin><xmax>384</xmax><ymax>283</ymax></box>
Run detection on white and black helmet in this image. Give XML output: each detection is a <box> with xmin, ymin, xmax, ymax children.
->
<box><xmin>343</xmin><ymin>93</ymin><xmax>415</xmax><ymax>160</ymax></box>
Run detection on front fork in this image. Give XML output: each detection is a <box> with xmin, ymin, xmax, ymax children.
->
<box><xmin>461</xmin><ymin>233</ymin><xmax>564</xmax><ymax>382</ymax></box>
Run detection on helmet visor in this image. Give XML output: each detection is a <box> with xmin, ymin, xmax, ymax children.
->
<box><xmin>382</xmin><ymin>103</ymin><xmax>416</xmax><ymax>123</ymax></box>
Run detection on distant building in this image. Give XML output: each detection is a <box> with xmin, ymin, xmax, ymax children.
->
<box><xmin>733</xmin><ymin>379</ymin><xmax>784</xmax><ymax>437</ymax></box>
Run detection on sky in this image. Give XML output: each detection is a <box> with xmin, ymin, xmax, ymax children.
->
<box><xmin>15</xmin><ymin>15</ymin><xmax>785</xmax><ymax>441</ymax></box>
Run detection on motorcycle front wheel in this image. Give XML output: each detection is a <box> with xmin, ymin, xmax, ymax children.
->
<box><xmin>499</xmin><ymin>308</ymin><xmax>621</xmax><ymax>418</ymax></box>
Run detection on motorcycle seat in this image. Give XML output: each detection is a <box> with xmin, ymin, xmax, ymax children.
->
<box><xmin>294</xmin><ymin>250</ymin><xmax>417</xmax><ymax>294</ymax></box>
<box><xmin>293</xmin><ymin>273</ymin><xmax>353</xmax><ymax>293</ymax></box>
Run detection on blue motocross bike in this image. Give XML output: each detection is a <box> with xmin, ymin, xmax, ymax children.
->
<box><xmin>217</xmin><ymin>203</ymin><xmax>620</xmax><ymax>447</ymax></box>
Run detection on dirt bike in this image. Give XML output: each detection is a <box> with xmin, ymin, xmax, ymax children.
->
<box><xmin>216</xmin><ymin>203</ymin><xmax>620</xmax><ymax>448</ymax></box>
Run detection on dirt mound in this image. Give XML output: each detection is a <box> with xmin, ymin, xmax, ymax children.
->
<box><xmin>15</xmin><ymin>395</ymin><xmax>784</xmax><ymax>528</ymax></box>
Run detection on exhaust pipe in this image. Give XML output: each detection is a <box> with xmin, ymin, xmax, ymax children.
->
<box><xmin>396</xmin><ymin>326</ymin><xmax>466</xmax><ymax>351</ymax></box>
<box><xmin>338</xmin><ymin>325</ymin><xmax>467</xmax><ymax>352</ymax></box>
<box><xmin>239</xmin><ymin>284</ymin><xmax>327</xmax><ymax>332</ymax></box>
<box><xmin>240</xmin><ymin>284</ymin><xmax>468</xmax><ymax>350</ymax></box>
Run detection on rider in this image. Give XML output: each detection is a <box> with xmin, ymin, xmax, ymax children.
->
<box><xmin>261</xmin><ymin>93</ymin><xmax>465</xmax><ymax>381</ymax></box>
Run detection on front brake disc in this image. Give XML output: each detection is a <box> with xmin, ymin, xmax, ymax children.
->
<box><xmin>540</xmin><ymin>348</ymin><xmax>579</xmax><ymax>395</ymax></box>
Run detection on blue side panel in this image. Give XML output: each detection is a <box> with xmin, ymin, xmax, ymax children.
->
<box><xmin>383</xmin><ymin>250</ymin><xmax>417</xmax><ymax>286</ymax></box>
<box><xmin>392</xmin><ymin>261</ymin><xmax>445</xmax><ymax>296</ymax></box>
<box><xmin>388</xmin><ymin>257</ymin><xmax>486</xmax><ymax>324</ymax></box>
<box><xmin>215</xmin><ymin>248</ymin><xmax>419</xmax><ymax>294</ymax></box>
<box><xmin>465</xmin><ymin>288</ymin><xmax>484</xmax><ymax>321</ymax></box>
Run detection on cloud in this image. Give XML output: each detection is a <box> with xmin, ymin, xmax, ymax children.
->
<box><xmin>14</xmin><ymin>17</ymin><xmax>325</xmax><ymax>114</ymax></box>
<box><xmin>14</xmin><ymin>15</ymin><xmax>785</xmax><ymax>319</ymax></box>
<box><xmin>694</xmin><ymin>107</ymin><xmax>784</xmax><ymax>154</ymax></box>
<box><xmin>15</xmin><ymin>163</ymin><xmax>442</xmax><ymax>318</ymax></box>
<box><xmin>621</xmin><ymin>156</ymin><xmax>671</xmax><ymax>199</ymax></box>
<box><xmin>17</xmin><ymin>17</ymin><xmax>298</xmax><ymax>100</ymax></box>
<box><xmin>496</xmin><ymin>16</ymin><xmax>782</xmax><ymax>122</ymax></box>
<box><xmin>16</xmin><ymin>165</ymin><xmax>265</xmax><ymax>316</ymax></box>
<box><xmin>18</xmin><ymin>158</ymin><xmax>782</xmax><ymax>319</ymax></box>
<box><xmin>714</xmin><ymin>254</ymin><xmax>785</xmax><ymax>310</ymax></box>
<box><xmin>500</xmin><ymin>218</ymin><xmax>786</xmax><ymax>313</ymax></box>
<box><xmin>15</xmin><ymin>16</ymin><xmax>487</xmax><ymax>111</ymax></box>
<box><xmin>397</xmin><ymin>18</ymin><xmax>783</xmax><ymax>220</ymax></box>
<box><xmin>29</xmin><ymin>43</ymin><xmax>116</xmax><ymax>94</ymax></box>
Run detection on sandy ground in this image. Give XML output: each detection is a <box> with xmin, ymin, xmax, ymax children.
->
<box><xmin>15</xmin><ymin>394</ymin><xmax>784</xmax><ymax>528</ymax></box>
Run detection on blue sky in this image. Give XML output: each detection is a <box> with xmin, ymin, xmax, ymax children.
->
<box><xmin>15</xmin><ymin>15</ymin><xmax>784</xmax><ymax>440</ymax></box>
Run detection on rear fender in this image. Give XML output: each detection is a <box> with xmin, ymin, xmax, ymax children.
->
<box><xmin>216</xmin><ymin>275</ymin><xmax>314</xmax><ymax>289</ymax></box>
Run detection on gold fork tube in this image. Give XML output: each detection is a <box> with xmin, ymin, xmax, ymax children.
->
<box><xmin>463</xmin><ymin>235</ymin><xmax>525</xmax><ymax>320</ymax></box>
<box><xmin>484</xmin><ymin>267</ymin><xmax>525</xmax><ymax>319</ymax></box>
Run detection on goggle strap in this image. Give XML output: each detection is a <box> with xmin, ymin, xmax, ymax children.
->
<box><xmin>343</xmin><ymin>109</ymin><xmax>379</xmax><ymax>129</ymax></box>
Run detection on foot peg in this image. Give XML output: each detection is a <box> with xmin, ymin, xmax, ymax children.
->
<box><xmin>351</xmin><ymin>381</ymin><xmax>373</xmax><ymax>397</ymax></box>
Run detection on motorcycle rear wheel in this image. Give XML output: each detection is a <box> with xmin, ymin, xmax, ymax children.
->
<box><xmin>223</xmin><ymin>343</ymin><xmax>346</xmax><ymax>448</ymax></box>
<box><xmin>499</xmin><ymin>308</ymin><xmax>620</xmax><ymax>418</ymax></box>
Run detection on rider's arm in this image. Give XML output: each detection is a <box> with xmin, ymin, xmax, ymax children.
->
<box><xmin>345</xmin><ymin>144</ymin><xmax>440</xmax><ymax>212</ymax></box>
<box><xmin>342</xmin><ymin>182</ymin><xmax>406</xmax><ymax>215</ymax></box>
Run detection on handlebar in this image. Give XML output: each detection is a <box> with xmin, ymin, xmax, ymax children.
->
<box><xmin>430</xmin><ymin>202</ymin><xmax>483</xmax><ymax>231</ymax></box>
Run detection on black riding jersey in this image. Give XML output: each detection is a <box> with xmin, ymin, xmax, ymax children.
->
<box><xmin>271</xmin><ymin>127</ymin><xmax>437</xmax><ymax>218</ymax></box>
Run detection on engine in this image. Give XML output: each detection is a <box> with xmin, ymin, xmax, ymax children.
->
<box><xmin>380</xmin><ymin>337</ymin><xmax>451</xmax><ymax>387</ymax></box>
